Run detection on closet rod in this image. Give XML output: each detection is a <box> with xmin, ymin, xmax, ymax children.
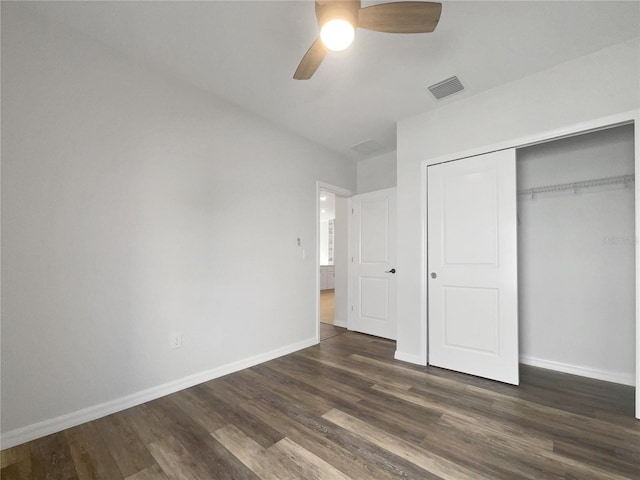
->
<box><xmin>518</xmin><ymin>174</ymin><xmax>635</xmax><ymax>197</ymax></box>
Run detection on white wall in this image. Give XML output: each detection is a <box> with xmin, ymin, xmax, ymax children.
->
<box><xmin>0</xmin><ymin>4</ymin><xmax>355</xmax><ymax>442</ymax></box>
<box><xmin>396</xmin><ymin>38</ymin><xmax>640</xmax><ymax>362</ymax></box>
<box><xmin>333</xmin><ymin>196</ymin><xmax>349</xmax><ymax>327</ymax></box>
<box><xmin>357</xmin><ymin>151</ymin><xmax>397</xmax><ymax>193</ymax></box>
<box><xmin>319</xmin><ymin>220</ymin><xmax>331</xmax><ymax>265</ymax></box>
<box><xmin>518</xmin><ymin>125</ymin><xmax>635</xmax><ymax>383</ymax></box>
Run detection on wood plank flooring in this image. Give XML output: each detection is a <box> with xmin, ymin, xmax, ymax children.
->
<box><xmin>320</xmin><ymin>323</ymin><xmax>345</xmax><ymax>341</ymax></box>
<box><xmin>319</xmin><ymin>289</ymin><xmax>334</xmax><ymax>325</ymax></box>
<box><xmin>2</xmin><ymin>329</ymin><xmax>638</xmax><ymax>479</ymax></box>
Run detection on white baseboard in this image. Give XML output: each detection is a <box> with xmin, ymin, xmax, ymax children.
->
<box><xmin>0</xmin><ymin>337</ymin><xmax>317</xmax><ymax>450</ymax></box>
<box><xmin>520</xmin><ymin>355</ymin><xmax>635</xmax><ymax>386</ymax></box>
<box><xmin>394</xmin><ymin>350</ymin><xmax>426</xmax><ymax>366</ymax></box>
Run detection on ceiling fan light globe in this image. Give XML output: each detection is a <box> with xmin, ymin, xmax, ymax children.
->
<box><xmin>320</xmin><ymin>19</ymin><xmax>355</xmax><ymax>51</ymax></box>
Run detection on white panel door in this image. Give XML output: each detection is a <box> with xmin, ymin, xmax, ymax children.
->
<box><xmin>350</xmin><ymin>188</ymin><xmax>397</xmax><ymax>339</ymax></box>
<box><xmin>428</xmin><ymin>149</ymin><xmax>518</xmax><ymax>385</ymax></box>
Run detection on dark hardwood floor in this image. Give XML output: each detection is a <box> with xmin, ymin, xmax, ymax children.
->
<box><xmin>320</xmin><ymin>322</ymin><xmax>345</xmax><ymax>341</ymax></box>
<box><xmin>2</xmin><ymin>329</ymin><xmax>638</xmax><ymax>479</ymax></box>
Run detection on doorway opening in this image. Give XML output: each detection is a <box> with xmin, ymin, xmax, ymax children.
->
<box><xmin>319</xmin><ymin>190</ymin><xmax>337</xmax><ymax>326</ymax></box>
<box><xmin>316</xmin><ymin>183</ymin><xmax>353</xmax><ymax>343</ymax></box>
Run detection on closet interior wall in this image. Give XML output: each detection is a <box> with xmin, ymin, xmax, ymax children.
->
<box><xmin>517</xmin><ymin>124</ymin><xmax>636</xmax><ymax>384</ymax></box>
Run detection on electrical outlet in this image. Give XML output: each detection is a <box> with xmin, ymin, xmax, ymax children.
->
<box><xmin>171</xmin><ymin>333</ymin><xmax>182</xmax><ymax>349</ymax></box>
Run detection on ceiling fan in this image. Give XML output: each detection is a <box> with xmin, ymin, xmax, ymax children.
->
<box><xmin>294</xmin><ymin>1</ymin><xmax>442</xmax><ymax>80</ymax></box>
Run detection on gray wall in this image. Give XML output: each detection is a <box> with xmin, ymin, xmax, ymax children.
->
<box><xmin>518</xmin><ymin>125</ymin><xmax>635</xmax><ymax>383</ymax></box>
<box><xmin>1</xmin><ymin>4</ymin><xmax>355</xmax><ymax>440</ymax></box>
<box><xmin>357</xmin><ymin>151</ymin><xmax>397</xmax><ymax>194</ymax></box>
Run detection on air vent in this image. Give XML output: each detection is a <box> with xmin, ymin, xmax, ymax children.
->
<box><xmin>427</xmin><ymin>76</ymin><xmax>464</xmax><ymax>100</ymax></box>
<box><xmin>350</xmin><ymin>139</ymin><xmax>384</xmax><ymax>154</ymax></box>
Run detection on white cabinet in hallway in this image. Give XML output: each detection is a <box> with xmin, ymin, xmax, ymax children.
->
<box><xmin>320</xmin><ymin>265</ymin><xmax>335</xmax><ymax>290</ymax></box>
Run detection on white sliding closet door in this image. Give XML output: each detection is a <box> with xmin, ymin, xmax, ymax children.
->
<box><xmin>428</xmin><ymin>149</ymin><xmax>519</xmax><ymax>385</ymax></box>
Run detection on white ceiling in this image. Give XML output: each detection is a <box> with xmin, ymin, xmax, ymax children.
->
<box><xmin>22</xmin><ymin>1</ymin><xmax>640</xmax><ymax>161</ymax></box>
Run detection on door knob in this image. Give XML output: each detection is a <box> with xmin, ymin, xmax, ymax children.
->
<box><xmin>430</xmin><ymin>272</ymin><xmax>437</xmax><ymax>279</ymax></box>
<box><xmin>385</xmin><ymin>268</ymin><xmax>396</xmax><ymax>274</ymax></box>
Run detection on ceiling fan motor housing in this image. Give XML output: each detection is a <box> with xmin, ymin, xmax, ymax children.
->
<box><xmin>316</xmin><ymin>1</ymin><xmax>359</xmax><ymax>28</ymax></box>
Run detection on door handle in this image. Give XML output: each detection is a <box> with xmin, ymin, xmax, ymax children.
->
<box><xmin>385</xmin><ymin>268</ymin><xmax>396</xmax><ymax>274</ymax></box>
<box><xmin>430</xmin><ymin>272</ymin><xmax>437</xmax><ymax>279</ymax></box>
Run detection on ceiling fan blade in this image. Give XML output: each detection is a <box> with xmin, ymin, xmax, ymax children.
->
<box><xmin>358</xmin><ymin>2</ymin><xmax>442</xmax><ymax>33</ymax></box>
<box><xmin>293</xmin><ymin>39</ymin><xmax>328</xmax><ymax>80</ymax></box>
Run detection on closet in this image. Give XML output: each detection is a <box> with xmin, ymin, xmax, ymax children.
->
<box><xmin>427</xmin><ymin>123</ymin><xmax>636</xmax><ymax>389</ymax></box>
<box><xmin>517</xmin><ymin>124</ymin><xmax>635</xmax><ymax>385</ymax></box>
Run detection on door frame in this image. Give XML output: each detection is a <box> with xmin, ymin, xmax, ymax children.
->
<box><xmin>315</xmin><ymin>181</ymin><xmax>355</xmax><ymax>344</ymax></box>
<box><xmin>419</xmin><ymin>109</ymin><xmax>640</xmax><ymax>418</ymax></box>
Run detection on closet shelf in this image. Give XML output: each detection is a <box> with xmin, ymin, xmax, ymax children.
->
<box><xmin>518</xmin><ymin>174</ymin><xmax>635</xmax><ymax>198</ymax></box>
